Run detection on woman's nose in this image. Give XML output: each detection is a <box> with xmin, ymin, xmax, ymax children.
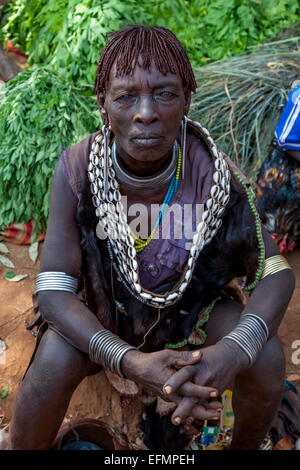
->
<box><xmin>133</xmin><ymin>96</ymin><xmax>159</xmax><ymax>125</ymax></box>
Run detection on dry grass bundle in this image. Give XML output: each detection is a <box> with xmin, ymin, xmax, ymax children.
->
<box><xmin>190</xmin><ymin>37</ymin><xmax>300</xmax><ymax>182</ymax></box>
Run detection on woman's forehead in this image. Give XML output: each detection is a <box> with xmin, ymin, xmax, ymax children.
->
<box><xmin>107</xmin><ymin>57</ymin><xmax>183</xmax><ymax>92</ymax></box>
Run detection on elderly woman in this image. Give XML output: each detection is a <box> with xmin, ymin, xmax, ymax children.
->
<box><xmin>9</xmin><ymin>25</ymin><xmax>295</xmax><ymax>450</ymax></box>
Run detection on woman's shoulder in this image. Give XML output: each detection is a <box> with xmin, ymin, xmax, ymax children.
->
<box><xmin>61</xmin><ymin>130</ymin><xmax>101</xmax><ymax>199</ymax></box>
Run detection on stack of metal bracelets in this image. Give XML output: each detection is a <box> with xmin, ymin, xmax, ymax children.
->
<box><xmin>35</xmin><ymin>271</ymin><xmax>78</xmax><ymax>294</ymax></box>
<box><xmin>89</xmin><ymin>330</ymin><xmax>137</xmax><ymax>378</ymax></box>
<box><xmin>35</xmin><ymin>271</ymin><xmax>137</xmax><ymax>378</ymax></box>
<box><xmin>222</xmin><ymin>313</ymin><xmax>269</xmax><ymax>366</ymax></box>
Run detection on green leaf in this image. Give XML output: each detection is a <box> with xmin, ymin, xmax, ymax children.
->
<box><xmin>0</xmin><ymin>243</ymin><xmax>9</xmax><ymax>254</ymax></box>
<box><xmin>5</xmin><ymin>274</ymin><xmax>29</xmax><ymax>282</ymax></box>
<box><xmin>0</xmin><ymin>255</ymin><xmax>15</xmax><ymax>269</ymax></box>
<box><xmin>28</xmin><ymin>241</ymin><xmax>39</xmax><ymax>263</ymax></box>
<box><xmin>1</xmin><ymin>386</ymin><xmax>8</xmax><ymax>399</ymax></box>
<box><xmin>4</xmin><ymin>271</ymin><xmax>15</xmax><ymax>279</ymax></box>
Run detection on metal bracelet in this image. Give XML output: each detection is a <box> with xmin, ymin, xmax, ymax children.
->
<box><xmin>35</xmin><ymin>271</ymin><xmax>78</xmax><ymax>295</ymax></box>
<box><xmin>222</xmin><ymin>313</ymin><xmax>269</xmax><ymax>367</ymax></box>
<box><xmin>89</xmin><ymin>330</ymin><xmax>137</xmax><ymax>378</ymax></box>
<box><xmin>260</xmin><ymin>255</ymin><xmax>292</xmax><ymax>280</ymax></box>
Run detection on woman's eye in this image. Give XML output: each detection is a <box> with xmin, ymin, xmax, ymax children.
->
<box><xmin>160</xmin><ymin>91</ymin><xmax>174</xmax><ymax>97</ymax></box>
<box><xmin>117</xmin><ymin>94</ymin><xmax>131</xmax><ymax>101</ymax></box>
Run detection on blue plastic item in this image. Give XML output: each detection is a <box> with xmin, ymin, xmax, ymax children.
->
<box><xmin>275</xmin><ymin>85</ymin><xmax>300</xmax><ymax>150</ymax></box>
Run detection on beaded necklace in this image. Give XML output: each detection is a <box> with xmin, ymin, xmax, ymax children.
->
<box><xmin>233</xmin><ymin>172</ymin><xmax>265</xmax><ymax>291</ymax></box>
<box><xmin>88</xmin><ymin>119</ymin><xmax>231</xmax><ymax>309</ymax></box>
<box><xmin>133</xmin><ymin>143</ymin><xmax>182</xmax><ymax>253</ymax></box>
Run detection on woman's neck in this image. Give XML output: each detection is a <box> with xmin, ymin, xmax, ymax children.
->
<box><xmin>115</xmin><ymin>141</ymin><xmax>174</xmax><ymax>177</ymax></box>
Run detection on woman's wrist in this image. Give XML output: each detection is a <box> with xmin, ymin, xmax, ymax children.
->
<box><xmin>120</xmin><ymin>348</ymin><xmax>145</xmax><ymax>380</ymax></box>
<box><xmin>217</xmin><ymin>337</ymin><xmax>249</xmax><ymax>372</ymax></box>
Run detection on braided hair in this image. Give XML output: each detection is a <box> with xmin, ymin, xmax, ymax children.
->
<box><xmin>94</xmin><ymin>24</ymin><xmax>197</xmax><ymax>97</ymax></box>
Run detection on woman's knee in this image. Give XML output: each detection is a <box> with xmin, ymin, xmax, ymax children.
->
<box><xmin>238</xmin><ymin>335</ymin><xmax>285</xmax><ymax>394</ymax></box>
<box><xmin>24</xmin><ymin>329</ymin><xmax>98</xmax><ymax>396</ymax></box>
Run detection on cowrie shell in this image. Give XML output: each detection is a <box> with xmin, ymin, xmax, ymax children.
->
<box><xmin>88</xmin><ymin>171</ymin><xmax>95</xmax><ymax>183</ymax></box>
<box><xmin>197</xmin><ymin>221</ymin><xmax>205</xmax><ymax>233</ymax></box>
<box><xmin>152</xmin><ymin>297</ymin><xmax>166</xmax><ymax>303</ymax></box>
<box><xmin>213</xmin><ymin>171</ymin><xmax>220</xmax><ymax>184</ymax></box>
<box><xmin>202</xmin><ymin>210</ymin><xmax>212</xmax><ymax>224</ymax></box>
<box><xmin>223</xmin><ymin>194</ymin><xmax>230</xmax><ymax>205</ymax></box>
<box><xmin>215</xmin><ymin>158</ymin><xmax>222</xmax><ymax>171</ymax></box>
<box><xmin>166</xmin><ymin>292</ymin><xmax>179</xmax><ymax>301</ymax></box>
<box><xmin>210</xmin><ymin>185</ymin><xmax>220</xmax><ymax>199</ymax></box>
<box><xmin>206</xmin><ymin>198</ymin><xmax>213</xmax><ymax>210</ymax></box>
<box><xmin>133</xmin><ymin>282</ymin><xmax>142</xmax><ymax>294</ymax></box>
<box><xmin>218</xmin><ymin>190</ymin><xmax>225</xmax><ymax>203</ymax></box>
<box><xmin>140</xmin><ymin>292</ymin><xmax>152</xmax><ymax>300</ymax></box>
<box><xmin>179</xmin><ymin>282</ymin><xmax>188</xmax><ymax>293</ymax></box>
<box><xmin>215</xmin><ymin>219</ymin><xmax>222</xmax><ymax>230</ymax></box>
<box><xmin>211</xmin><ymin>147</ymin><xmax>219</xmax><ymax>159</ymax></box>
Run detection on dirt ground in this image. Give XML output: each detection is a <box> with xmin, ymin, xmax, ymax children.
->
<box><xmin>0</xmin><ymin>240</ymin><xmax>300</xmax><ymax>434</ymax></box>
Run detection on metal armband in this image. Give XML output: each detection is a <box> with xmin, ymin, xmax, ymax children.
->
<box><xmin>35</xmin><ymin>271</ymin><xmax>78</xmax><ymax>295</ymax></box>
<box><xmin>260</xmin><ymin>255</ymin><xmax>292</xmax><ymax>280</ymax></box>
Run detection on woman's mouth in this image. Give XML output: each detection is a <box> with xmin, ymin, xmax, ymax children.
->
<box><xmin>131</xmin><ymin>136</ymin><xmax>163</xmax><ymax>146</ymax></box>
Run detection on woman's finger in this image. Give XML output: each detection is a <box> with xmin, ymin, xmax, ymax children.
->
<box><xmin>171</xmin><ymin>397</ymin><xmax>221</xmax><ymax>425</ymax></box>
<box><xmin>170</xmin><ymin>349</ymin><xmax>202</xmax><ymax>369</ymax></box>
<box><xmin>163</xmin><ymin>364</ymin><xmax>219</xmax><ymax>398</ymax></box>
<box><xmin>171</xmin><ymin>397</ymin><xmax>197</xmax><ymax>425</ymax></box>
<box><xmin>164</xmin><ymin>379</ymin><xmax>218</xmax><ymax>400</ymax></box>
<box><xmin>191</xmin><ymin>404</ymin><xmax>221</xmax><ymax>422</ymax></box>
<box><xmin>162</xmin><ymin>366</ymin><xmax>196</xmax><ymax>394</ymax></box>
<box><xmin>205</xmin><ymin>399</ymin><xmax>223</xmax><ymax>410</ymax></box>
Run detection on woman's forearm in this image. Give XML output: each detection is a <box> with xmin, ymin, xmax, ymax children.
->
<box><xmin>37</xmin><ymin>290</ymin><xmax>106</xmax><ymax>354</ymax></box>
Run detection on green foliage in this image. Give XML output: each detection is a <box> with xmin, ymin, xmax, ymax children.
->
<box><xmin>1</xmin><ymin>0</ymin><xmax>299</xmax><ymax>85</ymax></box>
<box><xmin>0</xmin><ymin>68</ymin><xmax>100</xmax><ymax>231</ymax></box>
<box><xmin>0</xmin><ymin>1</ymin><xmax>299</xmax><ymax>228</ymax></box>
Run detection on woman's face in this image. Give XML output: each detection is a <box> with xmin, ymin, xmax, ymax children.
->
<box><xmin>100</xmin><ymin>58</ymin><xmax>191</xmax><ymax>167</ymax></box>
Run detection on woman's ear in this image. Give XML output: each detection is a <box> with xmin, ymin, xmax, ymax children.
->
<box><xmin>97</xmin><ymin>91</ymin><xmax>109</xmax><ymax>126</ymax></box>
<box><xmin>183</xmin><ymin>89</ymin><xmax>192</xmax><ymax>116</ymax></box>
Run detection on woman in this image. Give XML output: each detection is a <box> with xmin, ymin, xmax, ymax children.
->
<box><xmin>9</xmin><ymin>25</ymin><xmax>295</xmax><ymax>450</ymax></box>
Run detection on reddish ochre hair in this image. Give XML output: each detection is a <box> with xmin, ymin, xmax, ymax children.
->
<box><xmin>94</xmin><ymin>24</ymin><xmax>197</xmax><ymax>95</ymax></box>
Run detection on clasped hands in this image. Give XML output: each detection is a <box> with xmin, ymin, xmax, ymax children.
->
<box><xmin>121</xmin><ymin>341</ymin><xmax>245</xmax><ymax>426</ymax></box>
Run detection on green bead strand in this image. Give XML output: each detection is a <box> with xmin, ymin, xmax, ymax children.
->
<box><xmin>164</xmin><ymin>298</ymin><xmax>220</xmax><ymax>349</ymax></box>
<box><xmin>234</xmin><ymin>172</ymin><xmax>265</xmax><ymax>291</ymax></box>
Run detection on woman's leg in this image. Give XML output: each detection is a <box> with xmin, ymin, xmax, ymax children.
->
<box><xmin>203</xmin><ymin>298</ymin><xmax>285</xmax><ymax>450</ymax></box>
<box><xmin>9</xmin><ymin>328</ymin><xmax>100</xmax><ymax>450</ymax></box>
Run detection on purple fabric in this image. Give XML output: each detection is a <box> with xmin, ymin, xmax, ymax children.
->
<box><xmin>62</xmin><ymin>132</ymin><xmax>214</xmax><ymax>292</ymax></box>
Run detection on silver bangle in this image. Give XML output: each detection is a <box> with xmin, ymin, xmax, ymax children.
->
<box><xmin>35</xmin><ymin>271</ymin><xmax>78</xmax><ymax>295</ymax></box>
<box><xmin>222</xmin><ymin>313</ymin><xmax>269</xmax><ymax>367</ymax></box>
<box><xmin>89</xmin><ymin>330</ymin><xmax>137</xmax><ymax>378</ymax></box>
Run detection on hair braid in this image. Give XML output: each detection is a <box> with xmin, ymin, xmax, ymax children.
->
<box><xmin>94</xmin><ymin>24</ymin><xmax>197</xmax><ymax>96</ymax></box>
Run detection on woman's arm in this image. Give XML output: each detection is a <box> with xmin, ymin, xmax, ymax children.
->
<box><xmin>37</xmin><ymin>157</ymin><xmax>106</xmax><ymax>352</ymax></box>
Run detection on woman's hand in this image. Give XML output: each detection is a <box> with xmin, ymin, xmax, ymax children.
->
<box><xmin>121</xmin><ymin>348</ymin><xmax>222</xmax><ymax>420</ymax></box>
<box><xmin>162</xmin><ymin>339</ymin><xmax>249</xmax><ymax>425</ymax></box>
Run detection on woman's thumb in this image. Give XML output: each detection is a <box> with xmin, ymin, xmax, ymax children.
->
<box><xmin>173</xmin><ymin>349</ymin><xmax>202</xmax><ymax>368</ymax></box>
